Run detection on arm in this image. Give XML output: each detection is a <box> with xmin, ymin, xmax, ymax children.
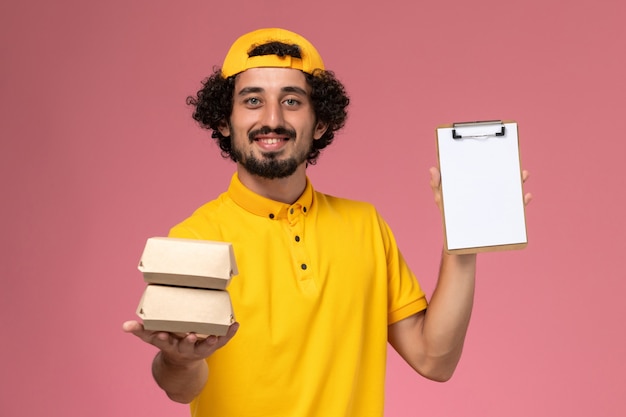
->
<box><xmin>388</xmin><ymin>168</ymin><xmax>531</xmax><ymax>382</ymax></box>
<box><xmin>388</xmin><ymin>251</ymin><xmax>476</xmax><ymax>382</ymax></box>
<box><xmin>123</xmin><ymin>320</ymin><xmax>238</xmax><ymax>403</ymax></box>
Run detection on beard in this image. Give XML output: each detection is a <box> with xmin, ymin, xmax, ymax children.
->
<box><xmin>230</xmin><ymin>127</ymin><xmax>313</xmax><ymax>179</ymax></box>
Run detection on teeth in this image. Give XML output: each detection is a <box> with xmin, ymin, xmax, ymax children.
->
<box><xmin>260</xmin><ymin>138</ymin><xmax>281</xmax><ymax>144</ymax></box>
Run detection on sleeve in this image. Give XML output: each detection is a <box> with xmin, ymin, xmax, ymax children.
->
<box><xmin>167</xmin><ymin>204</ymin><xmax>222</xmax><ymax>240</ymax></box>
<box><xmin>168</xmin><ymin>222</ymin><xmax>203</xmax><ymax>239</ymax></box>
<box><xmin>376</xmin><ymin>211</ymin><xmax>429</xmax><ymax>325</ymax></box>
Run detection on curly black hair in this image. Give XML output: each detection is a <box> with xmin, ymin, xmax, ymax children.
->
<box><xmin>186</xmin><ymin>42</ymin><xmax>350</xmax><ymax>165</ymax></box>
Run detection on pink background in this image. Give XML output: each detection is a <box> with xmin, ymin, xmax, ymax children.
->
<box><xmin>2</xmin><ymin>0</ymin><xmax>625</xmax><ymax>416</ymax></box>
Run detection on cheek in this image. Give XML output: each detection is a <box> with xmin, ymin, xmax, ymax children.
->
<box><xmin>230</xmin><ymin>112</ymin><xmax>260</xmax><ymax>133</ymax></box>
<box><xmin>285</xmin><ymin>114</ymin><xmax>316</xmax><ymax>133</ymax></box>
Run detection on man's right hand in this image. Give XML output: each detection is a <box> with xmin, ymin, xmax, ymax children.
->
<box><xmin>123</xmin><ymin>320</ymin><xmax>239</xmax><ymax>364</ymax></box>
<box><xmin>122</xmin><ymin>320</ymin><xmax>239</xmax><ymax>403</ymax></box>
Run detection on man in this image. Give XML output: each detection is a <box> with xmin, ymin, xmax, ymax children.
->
<box><xmin>124</xmin><ymin>28</ymin><xmax>530</xmax><ymax>416</ymax></box>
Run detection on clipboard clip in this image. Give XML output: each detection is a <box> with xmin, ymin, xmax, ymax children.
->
<box><xmin>452</xmin><ymin>120</ymin><xmax>505</xmax><ymax>139</ymax></box>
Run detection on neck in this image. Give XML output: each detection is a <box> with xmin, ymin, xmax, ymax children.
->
<box><xmin>236</xmin><ymin>163</ymin><xmax>307</xmax><ymax>204</ymax></box>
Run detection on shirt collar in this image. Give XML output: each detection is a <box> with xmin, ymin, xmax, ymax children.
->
<box><xmin>227</xmin><ymin>172</ymin><xmax>314</xmax><ymax>220</ymax></box>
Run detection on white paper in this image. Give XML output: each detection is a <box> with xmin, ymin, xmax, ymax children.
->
<box><xmin>437</xmin><ymin>121</ymin><xmax>527</xmax><ymax>251</ymax></box>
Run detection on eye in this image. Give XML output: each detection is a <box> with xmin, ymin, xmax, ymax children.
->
<box><xmin>283</xmin><ymin>98</ymin><xmax>300</xmax><ymax>107</ymax></box>
<box><xmin>245</xmin><ymin>97</ymin><xmax>261</xmax><ymax>106</ymax></box>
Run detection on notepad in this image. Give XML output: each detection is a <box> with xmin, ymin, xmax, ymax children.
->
<box><xmin>436</xmin><ymin>120</ymin><xmax>527</xmax><ymax>254</ymax></box>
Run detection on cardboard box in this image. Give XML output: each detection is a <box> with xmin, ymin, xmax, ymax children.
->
<box><xmin>138</xmin><ymin>237</ymin><xmax>238</xmax><ymax>290</ymax></box>
<box><xmin>137</xmin><ymin>284</ymin><xmax>235</xmax><ymax>337</ymax></box>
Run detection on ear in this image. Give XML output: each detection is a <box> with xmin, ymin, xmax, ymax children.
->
<box><xmin>217</xmin><ymin>119</ymin><xmax>230</xmax><ymax>137</ymax></box>
<box><xmin>313</xmin><ymin>121</ymin><xmax>328</xmax><ymax>140</ymax></box>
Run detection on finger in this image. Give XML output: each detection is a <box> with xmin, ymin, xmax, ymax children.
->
<box><xmin>524</xmin><ymin>192</ymin><xmax>533</xmax><ymax>206</ymax></box>
<box><xmin>429</xmin><ymin>166</ymin><xmax>441</xmax><ymax>190</ymax></box>
<box><xmin>520</xmin><ymin>170</ymin><xmax>531</xmax><ymax>206</ymax></box>
<box><xmin>123</xmin><ymin>320</ymin><xmax>181</xmax><ymax>351</ymax></box>
<box><xmin>123</xmin><ymin>320</ymin><xmax>157</xmax><ymax>342</ymax></box>
<box><xmin>122</xmin><ymin>320</ymin><xmax>142</xmax><ymax>333</ymax></box>
<box><xmin>215</xmin><ymin>322</ymin><xmax>239</xmax><ymax>349</ymax></box>
<box><xmin>429</xmin><ymin>167</ymin><xmax>444</xmax><ymax>212</ymax></box>
<box><xmin>194</xmin><ymin>322</ymin><xmax>240</xmax><ymax>357</ymax></box>
<box><xmin>175</xmin><ymin>334</ymin><xmax>201</xmax><ymax>356</ymax></box>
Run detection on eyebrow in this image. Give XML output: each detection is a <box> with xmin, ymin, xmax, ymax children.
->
<box><xmin>281</xmin><ymin>86</ymin><xmax>308</xmax><ymax>96</ymax></box>
<box><xmin>237</xmin><ymin>86</ymin><xmax>308</xmax><ymax>96</ymax></box>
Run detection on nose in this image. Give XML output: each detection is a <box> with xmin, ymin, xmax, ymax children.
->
<box><xmin>260</xmin><ymin>100</ymin><xmax>285</xmax><ymax>129</ymax></box>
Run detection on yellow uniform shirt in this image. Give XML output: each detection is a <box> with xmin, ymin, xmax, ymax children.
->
<box><xmin>169</xmin><ymin>173</ymin><xmax>428</xmax><ymax>417</ymax></box>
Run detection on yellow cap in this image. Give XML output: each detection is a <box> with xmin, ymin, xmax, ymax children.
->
<box><xmin>221</xmin><ymin>28</ymin><xmax>325</xmax><ymax>78</ymax></box>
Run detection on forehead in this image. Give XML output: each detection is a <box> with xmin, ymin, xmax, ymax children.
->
<box><xmin>234</xmin><ymin>67</ymin><xmax>310</xmax><ymax>93</ymax></box>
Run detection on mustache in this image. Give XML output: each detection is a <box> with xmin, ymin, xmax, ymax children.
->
<box><xmin>248</xmin><ymin>126</ymin><xmax>297</xmax><ymax>142</ymax></box>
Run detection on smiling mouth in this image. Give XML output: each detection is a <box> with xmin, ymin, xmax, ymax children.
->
<box><xmin>253</xmin><ymin>136</ymin><xmax>290</xmax><ymax>154</ymax></box>
<box><xmin>249</xmin><ymin>127</ymin><xmax>296</xmax><ymax>143</ymax></box>
<box><xmin>256</xmin><ymin>137</ymin><xmax>287</xmax><ymax>144</ymax></box>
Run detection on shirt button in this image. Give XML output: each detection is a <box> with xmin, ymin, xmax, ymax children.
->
<box><xmin>269</xmin><ymin>213</ymin><xmax>275</xmax><ymax>219</ymax></box>
<box><xmin>301</xmin><ymin>264</ymin><xmax>307</xmax><ymax>270</ymax></box>
<box><xmin>295</xmin><ymin>236</ymin><xmax>300</xmax><ymax>242</ymax></box>
<box><xmin>303</xmin><ymin>207</ymin><xmax>307</xmax><ymax>213</ymax></box>
<box><xmin>290</xmin><ymin>208</ymin><xmax>294</xmax><ymax>214</ymax></box>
